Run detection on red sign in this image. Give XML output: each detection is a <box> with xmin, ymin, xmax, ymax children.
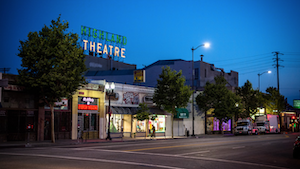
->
<box><xmin>78</xmin><ymin>104</ymin><xmax>98</xmax><ymax>110</ymax></box>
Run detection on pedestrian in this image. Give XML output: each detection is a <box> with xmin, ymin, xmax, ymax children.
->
<box><xmin>151</xmin><ymin>125</ymin><xmax>156</xmax><ymax>138</ymax></box>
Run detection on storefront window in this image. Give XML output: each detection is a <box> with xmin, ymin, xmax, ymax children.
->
<box><xmin>137</xmin><ymin>120</ymin><xmax>146</xmax><ymax>132</ymax></box>
<box><xmin>108</xmin><ymin>114</ymin><xmax>122</xmax><ymax>133</ymax></box>
<box><xmin>149</xmin><ymin>115</ymin><xmax>165</xmax><ymax>133</ymax></box>
<box><xmin>213</xmin><ymin>118</ymin><xmax>231</xmax><ymax>131</ymax></box>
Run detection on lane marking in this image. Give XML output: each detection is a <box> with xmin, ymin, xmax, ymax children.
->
<box><xmin>232</xmin><ymin>146</ymin><xmax>245</xmax><ymax>149</ymax></box>
<box><xmin>125</xmin><ymin>140</ymin><xmax>243</xmax><ymax>152</ymax></box>
<box><xmin>68</xmin><ymin>148</ymin><xmax>288</xmax><ymax>169</ymax></box>
<box><xmin>178</xmin><ymin>150</ymin><xmax>210</xmax><ymax>156</ymax></box>
<box><xmin>0</xmin><ymin>152</ymin><xmax>184</xmax><ymax>169</ymax></box>
<box><xmin>124</xmin><ymin>136</ymin><xmax>290</xmax><ymax>152</ymax></box>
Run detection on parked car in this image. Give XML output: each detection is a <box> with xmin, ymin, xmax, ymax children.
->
<box><xmin>293</xmin><ymin>136</ymin><xmax>300</xmax><ymax>158</ymax></box>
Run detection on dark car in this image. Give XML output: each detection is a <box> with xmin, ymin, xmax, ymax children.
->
<box><xmin>293</xmin><ymin>136</ymin><xmax>300</xmax><ymax>158</ymax></box>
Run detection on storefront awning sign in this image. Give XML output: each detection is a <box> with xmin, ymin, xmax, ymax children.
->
<box><xmin>175</xmin><ymin>108</ymin><xmax>189</xmax><ymax>118</ymax></box>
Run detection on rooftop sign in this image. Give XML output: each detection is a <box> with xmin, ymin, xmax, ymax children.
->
<box><xmin>81</xmin><ymin>26</ymin><xmax>127</xmax><ymax>58</ymax></box>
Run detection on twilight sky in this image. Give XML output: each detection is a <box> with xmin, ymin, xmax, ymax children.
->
<box><xmin>1</xmin><ymin>0</ymin><xmax>299</xmax><ymax>106</ymax></box>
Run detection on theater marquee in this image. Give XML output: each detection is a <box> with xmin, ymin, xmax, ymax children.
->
<box><xmin>81</xmin><ymin>26</ymin><xmax>127</xmax><ymax>58</ymax></box>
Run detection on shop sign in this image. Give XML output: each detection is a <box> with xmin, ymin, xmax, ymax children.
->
<box><xmin>82</xmin><ymin>97</ymin><xmax>94</xmax><ymax>105</ymax></box>
<box><xmin>175</xmin><ymin>108</ymin><xmax>189</xmax><ymax>118</ymax></box>
<box><xmin>4</xmin><ymin>84</ymin><xmax>24</xmax><ymax>91</ymax></box>
<box><xmin>78</xmin><ymin>97</ymin><xmax>98</xmax><ymax>110</ymax></box>
<box><xmin>44</xmin><ymin>98</ymin><xmax>68</xmax><ymax>110</ymax></box>
<box><xmin>81</xmin><ymin>26</ymin><xmax>127</xmax><ymax>58</ymax></box>
<box><xmin>123</xmin><ymin>92</ymin><xmax>139</xmax><ymax>104</ymax></box>
<box><xmin>294</xmin><ymin>99</ymin><xmax>300</xmax><ymax>109</ymax></box>
<box><xmin>134</xmin><ymin>70</ymin><xmax>145</xmax><ymax>83</ymax></box>
<box><xmin>78</xmin><ymin>104</ymin><xmax>98</xmax><ymax>110</ymax></box>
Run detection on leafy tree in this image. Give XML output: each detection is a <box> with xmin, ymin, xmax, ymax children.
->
<box><xmin>135</xmin><ymin>103</ymin><xmax>151</xmax><ymax>137</ymax></box>
<box><xmin>153</xmin><ymin>66</ymin><xmax>192</xmax><ymax>138</ymax></box>
<box><xmin>235</xmin><ymin>80</ymin><xmax>261</xmax><ymax>119</ymax></box>
<box><xmin>17</xmin><ymin>16</ymin><xmax>87</xmax><ymax>143</ymax></box>
<box><xmin>196</xmin><ymin>76</ymin><xmax>240</xmax><ymax>134</ymax></box>
<box><xmin>263</xmin><ymin>87</ymin><xmax>285</xmax><ymax>115</ymax></box>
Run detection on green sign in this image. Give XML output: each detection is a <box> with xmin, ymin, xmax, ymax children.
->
<box><xmin>294</xmin><ymin>100</ymin><xmax>300</xmax><ymax>109</ymax></box>
<box><xmin>175</xmin><ymin>108</ymin><xmax>189</xmax><ymax>118</ymax></box>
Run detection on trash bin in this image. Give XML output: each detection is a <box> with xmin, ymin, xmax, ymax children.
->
<box><xmin>186</xmin><ymin>130</ymin><xmax>189</xmax><ymax>137</ymax></box>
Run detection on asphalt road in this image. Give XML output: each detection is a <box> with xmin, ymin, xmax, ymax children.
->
<box><xmin>0</xmin><ymin>133</ymin><xmax>299</xmax><ymax>169</ymax></box>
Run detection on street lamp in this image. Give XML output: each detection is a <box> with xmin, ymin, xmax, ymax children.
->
<box><xmin>258</xmin><ymin>71</ymin><xmax>271</xmax><ymax>91</ymax></box>
<box><xmin>191</xmin><ymin>43</ymin><xmax>210</xmax><ymax>136</ymax></box>
<box><xmin>105</xmin><ymin>82</ymin><xmax>115</xmax><ymax>140</ymax></box>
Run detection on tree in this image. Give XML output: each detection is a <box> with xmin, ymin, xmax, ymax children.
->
<box><xmin>235</xmin><ymin>80</ymin><xmax>261</xmax><ymax>119</ymax></box>
<box><xmin>17</xmin><ymin>15</ymin><xmax>87</xmax><ymax>143</ymax></box>
<box><xmin>263</xmin><ymin>87</ymin><xmax>285</xmax><ymax>115</ymax></box>
<box><xmin>135</xmin><ymin>103</ymin><xmax>151</xmax><ymax>137</ymax></box>
<box><xmin>196</xmin><ymin>76</ymin><xmax>240</xmax><ymax>134</ymax></box>
<box><xmin>153</xmin><ymin>66</ymin><xmax>192</xmax><ymax>138</ymax></box>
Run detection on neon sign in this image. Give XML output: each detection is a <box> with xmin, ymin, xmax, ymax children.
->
<box><xmin>81</xmin><ymin>26</ymin><xmax>127</xmax><ymax>58</ymax></box>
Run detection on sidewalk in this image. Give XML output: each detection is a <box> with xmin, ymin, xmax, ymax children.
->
<box><xmin>0</xmin><ymin>134</ymin><xmax>233</xmax><ymax>149</ymax></box>
<box><xmin>0</xmin><ymin>135</ymin><xmax>187</xmax><ymax>149</ymax></box>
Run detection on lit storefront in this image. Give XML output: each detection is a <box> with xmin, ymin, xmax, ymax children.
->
<box><xmin>71</xmin><ymin>82</ymin><xmax>105</xmax><ymax>140</ymax></box>
<box><xmin>104</xmin><ymin>83</ymin><xmax>168</xmax><ymax>138</ymax></box>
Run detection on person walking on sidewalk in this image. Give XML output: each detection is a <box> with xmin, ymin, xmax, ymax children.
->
<box><xmin>151</xmin><ymin>125</ymin><xmax>156</xmax><ymax>138</ymax></box>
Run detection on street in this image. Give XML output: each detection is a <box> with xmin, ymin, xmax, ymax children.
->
<box><xmin>0</xmin><ymin>133</ymin><xmax>299</xmax><ymax>169</ymax></box>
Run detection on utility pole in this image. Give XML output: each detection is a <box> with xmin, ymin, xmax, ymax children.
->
<box><xmin>0</xmin><ymin>68</ymin><xmax>10</xmax><ymax>74</ymax></box>
<box><xmin>272</xmin><ymin>52</ymin><xmax>284</xmax><ymax>93</ymax></box>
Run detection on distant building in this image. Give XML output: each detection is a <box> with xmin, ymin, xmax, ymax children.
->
<box><xmin>85</xmin><ymin>56</ymin><xmax>239</xmax><ymax>91</ymax></box>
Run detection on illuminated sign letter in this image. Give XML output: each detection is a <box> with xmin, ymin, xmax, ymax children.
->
<box><xmin>116</xmin><ymin>35</ymin><xmax>121</xmax><ymax>44</ymax></box>
<box><xmin>99</xmin><ymin>31</ymin><xmax>104</xmax><ymax>40</ymax></box>
<box><xmin>88</xmin><ymin>27</ymin><xmax>91</xmax><ymax>37</ymax></box>
<box><xmin>108</xmin><ymin>45</ymin><xmax>114</xmax><ymax>56</ymax></box>
<box><xmin>97</xmin><ymin>43</ymin><xmax>102</xmax><ymax>54</ymax></box>
<box><xmin>123</xmin><ymin>36</ymin><xmax>127</xmax><ymax>45</ymax></box>
<box><xmin>81</xmin><ymin>26</ymin><xmax>87</xmax><ymax>35</ymax></box>
<box><xmin>103</xmin><ymin>44</ymin><xmax>108</xmax><ymax>55</ymax></box>
<box><xmin>121</xmin><ymin>48</ymin><xmax>126</xmax><ymax>58</ymax></box>
<box><xmin>90</xmin><ymin>41</ymin><xmax>95</xmax><ymax>52</ymax></box>
<box><xmin>92</xmin><ymin>29</ymin><xmax>97</xmax><ymax>38</ymax></box>
<box><xmin>82</xmin><ymin>40</ymin><xmax>88</xmax><ymax>50</ymax></box>
<box><xmin>111</xmin><ymin>34</ymin><xmax>115</xmax><ymax>42</ymax></box>
<box><xmin>114</xmin><ymin>46</ymin><xmax>120</xmax><ymax>57</ymax></box>
<box><xmin>106</xmin><ymin>32</ymin><xmax>110</xmax><ymax>42</ymax></box>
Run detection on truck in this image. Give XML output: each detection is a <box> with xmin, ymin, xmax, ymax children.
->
<box><xmin>254</xmin><ymin>115</ymin><xmax>268</xmax><ymax>134</ymax></box>
<box><xmin>254</xmin><ymin>115</ymin><xmax>280</xmax><ymax>134</ymax></box>
<box><xmin>235</xmin><ymin>119</ymin><xmax>255</xmax><ymax>135</ymax></box>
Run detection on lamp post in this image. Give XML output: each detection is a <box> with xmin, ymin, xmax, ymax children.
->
<box><xmin>258</xmin><ymin>71</ymin><xmax>271</xmax><ymax>91</ymax></box>
<box><xmin>191</xmin><ymin>43</ymin><xmax>210</xmax><ymax>136</ymax></box>
<box><xmin>105</xmin><ymin>82</ymin><xmax>115</xmax><ymax>140</ymax></box>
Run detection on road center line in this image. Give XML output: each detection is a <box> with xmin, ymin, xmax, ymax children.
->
<box><xmin>0</xmin><ymin>152</ymin><xmax>184</xmax><ymax>169</ymax></box>
<box><xmin>178</xmin><ymin>150</ymin><xmax>210</xmax><ymax>156</ymax></box>
<box><xmin>71</xmin><ymin>148</ymin><xmax>288</xmax><ymax>169</ymax></box>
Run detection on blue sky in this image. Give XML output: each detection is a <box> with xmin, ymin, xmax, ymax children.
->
<box><xmin>1</xmin><ymin>0</ymin><xmax>299</xmax><ymax>106</ymax></box>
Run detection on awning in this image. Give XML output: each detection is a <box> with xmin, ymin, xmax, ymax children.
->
<box><xmin>149</xmin><ymin>107</ymin><xmax>171</xmax><ymax>115</ymax></box>
<box><xmin>175</xmin><ymin>108</ymin><xmax>189</xmax><ymax>118</ymax></box>
<box><xmin>111</xmin><ymin>106</ymin><xmax>136</xmax><ymax>114</ymax></box>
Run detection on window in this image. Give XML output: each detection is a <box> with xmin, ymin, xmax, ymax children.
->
<box><xmin>195</xmin><ymin>68</ymin><xmax>199</xmax><ymax>80</ymax></box>
<box><xmin>205</xmin><ymin>69</ymin><xmax>207</xmax><ymax>78</ymax></box>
